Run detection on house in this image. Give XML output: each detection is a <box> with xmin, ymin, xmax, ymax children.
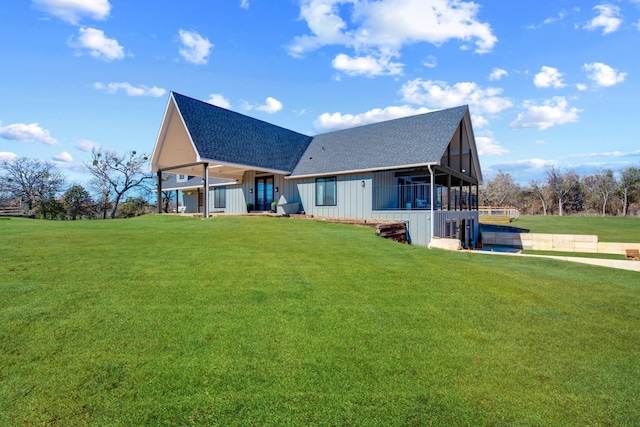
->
<box><xmin>151</xmin><ymin>92</ymin><xmax>482</xmax><ymax>247</ymax></box>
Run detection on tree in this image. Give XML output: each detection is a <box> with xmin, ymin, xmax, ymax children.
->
<box><xmin>161</xmin><ymin>190</ymin><xmax>174</xmax><ymax>213</ymax></box>
<box><xmin>525</xmin><ymin>180</ymin><xmax>550</xmax><ymax>216</ymax></box>
<box><xmin>86</xmin><ymin>149</ymin><xmax>151</xmax><ymax>219</ymax></box>
<box><xmin>117</xmin><ymin>196</ymin><xmax>151</xmax><ymax>218</ymax></box>
<box><xmin>583</xmin><ymin>170</ymin><xmax>617</xmax><ymax>216</ymax></box>
<box><xmin>546</xmin><ymin>166</ymin><xmax>580</xmax><ymax>216</ymax></box>
<box><xmin>1</xmin><ymin>157</ymin><xmax>65</xmax><ymax>217</ymax></box>
<box><xmin>480</xmin><ymin>171</ymin><xmax>520</xmax><ymax>207</ymax></box>
<box><xmin>90</xmin><ymin>177</ymin><xmax>113</xmax><ymax>219</ymax></box>
<box><xmin>619</xmin><ymin>167</ymin><xmax>640</xmax><ymax>216</ymax></box>
<box><xmin>63</xmin><ymin>184</ymin><xmax>95</xmax><ymax>220</ymax></box>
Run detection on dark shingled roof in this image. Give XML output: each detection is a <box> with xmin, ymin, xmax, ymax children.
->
<box><xmin>290</xmin><ymin>105</ymin><xmax>469</xmax><ymax>177</ymax></box>
<box><xmin>173</xmin><ymin>92</ymin><xmax>312</xmax><ymax>173</ymax></box>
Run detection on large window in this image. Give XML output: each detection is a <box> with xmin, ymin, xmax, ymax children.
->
<box><xmin>316</xmin><ymin>177</ymin><xmax>337</xmax><ymax>206</ymax></box>
<box><xmin>214</xmin><ymin>187</ymin><xmax>226</xmax><ymax>209</ymax></box>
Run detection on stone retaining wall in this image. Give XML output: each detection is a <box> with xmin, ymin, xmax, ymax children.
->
<box><xmin>482</xmin><ymin>231</ymin><xmax>640</xmax><ymax>255</ymax></box>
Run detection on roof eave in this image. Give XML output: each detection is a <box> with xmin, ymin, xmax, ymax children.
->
<box><xmin>287</xmin><ymin>162</ymin><xmax>440</xmax><ymax>180</ymax></box>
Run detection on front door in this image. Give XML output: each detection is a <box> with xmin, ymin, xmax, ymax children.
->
<box><xmin>255</xmin><ymin>176</ymin><xmax>274</xmax><ymax>211</ymax></box>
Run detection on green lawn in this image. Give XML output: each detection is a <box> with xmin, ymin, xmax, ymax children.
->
<box><xmin>1</xmin><ymin>216</ymin><xmax>639</xmax><ymax>426</ymax></box>
<box><xmin>512</xmin><ymin>215</ymin><xmax>640</xmax><ymax>242</ymax></box>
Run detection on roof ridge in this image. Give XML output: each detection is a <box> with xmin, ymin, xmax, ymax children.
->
<box><xmin>314</xmin><ymin>104</ymin><xmax>468</xmax><ymax>137</ymax></box>
<box><xmin>171</xmin><ymin>91</ymin><xmax>310</xmax><ymax>138</ymax></box>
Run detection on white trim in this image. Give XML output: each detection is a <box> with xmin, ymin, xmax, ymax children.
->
<box><xmin>198</xmin><ymin>157</ymin><xmax>291</xmax><ymax>176</ymax></box>
<box><xmin>151</xmin><ymin>93</ymin><xmax>201</xmax><ymax>172</ymax></box>
<box><xmin>154</xmin><ymin>181</ymin><xmax>236</xmax><ymax>192</ymax></box>
<box><xmin>150</xmin><ymin>96</ymin><xmax>175</xmax><ymax>172</ymax></box>
<box><xmin>286</xmin><ymin>162</ymin><xmax>439</xmax><ymax>180</ymax></box>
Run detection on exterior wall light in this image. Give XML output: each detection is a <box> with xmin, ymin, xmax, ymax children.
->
<box><xmin>361</xmin><ymin>180</ymin><xmax>365</xmax><ymax>187</ymax></box>
<box><xmin>275</xmin><ymin>186</ymin><xmax>279</xmax><ymax>193</ymax></box>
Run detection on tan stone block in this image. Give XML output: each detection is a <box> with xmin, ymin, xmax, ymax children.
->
<box><xmin>574</xmin><ymin>242</ymin><xmax>598</xmax><ymax>252</ymax></box>
<box><xmin>574</xmin><ymin>234</ymin><xmax>598</xmax><ymax>243</ymax></box>
<box><xmin>553</xmin><ymin>234</ymin><xmax>575</xmax><ymax>242</ymax></box>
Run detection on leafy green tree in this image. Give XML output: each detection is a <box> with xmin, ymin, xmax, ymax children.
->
<box><xmin>63</xmin><ymin>184</ymin><xmax>95</xmax><ymax>220</ymax></box>
<box><xmin>117</xmin><ymin>197</ymin><xmax>150</xmax><ymax>218</ymax></box>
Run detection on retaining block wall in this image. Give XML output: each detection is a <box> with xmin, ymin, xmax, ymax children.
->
<box><xmin>482</xmin><ymin>231</ymin><xmax>640</xmax><ymax>255</ymax></box>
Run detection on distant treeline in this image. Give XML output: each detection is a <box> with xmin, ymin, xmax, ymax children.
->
<box><xmin>480</xmin><ymin>166</ymin><xmax>640</xmax><ymax>216</ymax></box>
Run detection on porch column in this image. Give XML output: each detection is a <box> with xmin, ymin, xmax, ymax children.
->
<box><xmin>175</xmin><ymin>190</ymin><xmax>178</xmax><ymax>213</ymax></box>
<box><xmin>156</xmin><ymin>171</ymin><xmax>162</xmax><ymax>214</ymax></box>
<box><xmin>429</xmin><ymin>165</ymin><xmax>435</xmax><ymax>247</ymax></box>
<box><xmin>447</xmin><ymin>174</ymin><xmax>452</xmax><ymax>210</ymax></box>
<box><xmin>203</xmin><ymin>163</ymin><xmax>209</xmax><ymax>218</ymax></box>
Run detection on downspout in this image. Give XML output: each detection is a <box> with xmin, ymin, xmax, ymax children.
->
<box><xmin>427</xmin><ymin>164</ymin><xmax>435</xmax><ymax>248</ymax></box>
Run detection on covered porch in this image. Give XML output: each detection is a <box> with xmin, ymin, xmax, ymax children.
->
<box><xmin>151</xmin><ymin>92</ymin><xmax>308</xmax><ymax>217</ymax></box>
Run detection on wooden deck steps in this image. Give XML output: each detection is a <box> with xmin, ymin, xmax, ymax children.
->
<box><xmin>376</xmin><ymin>222</ymin><xmax>408</xmax><ymax>244</ymax></box>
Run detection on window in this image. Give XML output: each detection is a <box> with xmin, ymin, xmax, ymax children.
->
<box><xmin>177</xmin><ymin>174</ymin><xmax>188</xmax><ymax>183</ymax></box>
<box><xmin>316</xmin><ymin>177</ymin><xmax>337</xmax><ymax>206</ymax></box>
<box><xmin>214</xmin><ymin>187</ymin><xmax>226</xmax><ymax>208</ymax></box>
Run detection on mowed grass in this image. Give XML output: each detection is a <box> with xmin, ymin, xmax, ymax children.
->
<box><xmin>1</xmin><ymin>216</ymin><xmax>639</xmax><ymax>426</ymax></box>
<box><xmin>512</xmin><ymin>215</ymin><xmax>640</xmax><ymax>242</ymax></box>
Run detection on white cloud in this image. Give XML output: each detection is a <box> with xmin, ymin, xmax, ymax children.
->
<box><xmin>475</xmin><ymin>135</ymin><xmax>508</xmax><ymax>156</ymax></box>
<box><xmin>583</xmin><ymin>62</ymin><xmax>626</xmax><ymax>87</ymax></box>
<box><xmin>471</xmin><ymin>114</ymin><xmax>489</xmax><ymax>128</ymax></box>
<box><xmin>0</xmin><ymin>152</ymin><xmax>18</xmax><ymax>161</ymax></box>
<box><xmin>69</xmin><ymin>27</ymin><xmax>124</xmax><ymax>61</ymax></box>
<box><xmin>422</xmin><ymin>55</ymin><xmax>437</xmax><ymax>68</ymax></box>
<box><xmin>400</xmin><ymin>79</ymin><xmax>512</xmax><ymax>127</ymax></box>
<box><xmin>53</xmin><ymin>151</ymin><xmax>73</xmax><ymax>163</ymax></box>
<box><xmin>75</xmin><ymin>139</ymin><xmax>100</xmax><ymax>152</ymax></box>
<box><xmin>287</xmin><ymin>0</ymin><xmax>497</xmax><ymax>76</ymax></box>
<box><xmin>533</xmin><ymin>66</ymin><xmax>566</xmax><ymax>88</ymax></box>
<box><xmin>0</xmin><ymin>122</ymin><xmax>58</xmax><ymax>145</ymax></box>
<box><xmin>584</xmin><ymin>4</ymin><xmax>622</xmax><ymax>34</ymax></box>
<box><xmin>240</xmin><ymin>0</ymin><xmax>249</xmax><ymax>9</ymax></box>
<box><xmin>178</xmin><ymin>29</ymin><xmax>213</xmax><ymax>64</ymax></box>
<box><xmin>490</xmin><ymin>158</ymin><xmax>554</xmax><ymax>172</ymax></box>
<box><xmin>576</xmin><ymin>83</ymin><xmax>588</xmax><ymax>91</ymax></box>
<box><xmin>331</xmin><ymin>53</ymin><xmax>403</xmax><ymax>77</ymax></box>
<box><xmin>244</xmin><ymin>97</ymin><xmax>283</xmax><ymax>114</ymax></box>
<box><xmin>32</xmin><ymin>0</ymin><xmax>111</xmax><ymax>24</ymax></box>
<box><xmin>314</xmin><ymin>105</ymin><xmax>431</xmax><ymax>132</ymax></box>
<box><xmin>489</xmin><ymin>68</ymin><xmax>508</xmax><ymax>81</ymax></box>
<box><xmin>543</xmin><ymin>10</ymin><xmax>567</xmax><ymax>25</ymax></box>
<box><xmin>207</xmin><ymin>94</ymin><xmax>231</xmax><ymax>109</ymax></box>
<box><xmin>93</xmin><ymin>82</ymin><xmax>166</xmax><ymax>97</ymax></box>
<box><xmin>567</xmin><ymin>149</ymin><xmax>640</xmax><ymax>159</ymax></box>
<box><xmin>510</xmin><ymin>97</ymin><xmax>581</xmax><ymax>130</ymax></box>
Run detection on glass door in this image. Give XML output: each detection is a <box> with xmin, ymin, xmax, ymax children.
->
<box><xmin>255</xmin><ymin>176</ymin><xmax>274</xmax><ymax>211</ymax></box>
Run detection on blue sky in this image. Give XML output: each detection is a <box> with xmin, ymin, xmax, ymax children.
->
<box><xmin>1</xmin><ymin>0</ymin><xmax>638</xmax><ymax>184</ymax></box>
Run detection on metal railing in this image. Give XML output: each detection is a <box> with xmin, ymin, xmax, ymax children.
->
<box><xmin>372</xmin><ymin>184</ymin><xmax>477</xmax><ymax>211</ymax></box>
